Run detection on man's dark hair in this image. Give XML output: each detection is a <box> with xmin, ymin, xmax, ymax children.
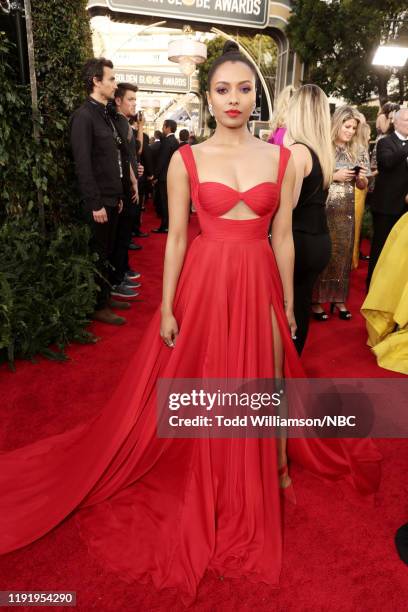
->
<box><xmin>179</xmin><ymin>129</ymin><xmax>189</xmax><ymax>142</ymax></box>
<box><xmin>154</xmin><ymin>130</ymin><xmax>163</xmax><ymax>141</ymax></box>
<box><xmin>115</xmin><ymin>82</ymin><xmax>138</xmax><ymax>101</ymax></box>
<box><xmin>82</xmin><ymin>58</ymin><xmax>114</xmax><ymax>95</ymax></box>
<box><xmin>163</xmin><ymin>119</ymin><xmax>177</xmax><ymax>133</ymax></box>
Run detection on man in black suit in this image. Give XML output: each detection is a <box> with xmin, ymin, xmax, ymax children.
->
<box><xmin>150</xmin><ymin>130</ymin><xmax>163</xmax><ymax>170</ymax></box>
<box><xmin>131</xmin><ymin>115</ymin><xmax>153</xmax><ymax>237</ymax></box>
<box><xmin>149</xmin><ymin>131</ymin><xmax>163</xmax><ymax>217</ymax></box>
<box><xmin>109</xmin><ymin>82</ymin><xmax>141</xmax><ymax>301</ymax></box>
<box><xmin>152</xmin><ymin>119</ymin><xmax>179</xmax><ymax>233</ymax></box>
<box><xmin>367</xmin><ymin>108</ymin><xmax>408</xmax><ymax>289</ymax></box>
<box><xmin>70</xmin><ymin>58</ymin><xmax>126</xmax><ymax>326</ymax></box>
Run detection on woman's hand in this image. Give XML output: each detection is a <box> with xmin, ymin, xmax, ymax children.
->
<box><xmin>285</xmin><ymin>305</ymin><xmax>297</xmax><ymax>341</ymax></box>
<box><xmin>356</xmin><ymin>167</ymin><xmax>368</xmax><ymax>189</ymax></box>
<box><xmin>333</xmin><ymin>168</ymin><xmax>355</xmax><ymax>182</ymax></box>
<box><xmin>160</xmin><ymin>311</ymin><xmax>179</xmax><ymax>348</ymax></box>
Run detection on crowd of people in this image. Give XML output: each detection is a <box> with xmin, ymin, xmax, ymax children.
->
<box><xmin>70</xmin><ymin>58</ymin><xmax>408</xmax><ymax>368</ymax></box>
<box><xmin>269</xmin><ymin>86</ymin><xmax>408</xmax><ymax>362</ymax></box>
<box><xmin>70</xmin><ymin>58</ymin><xmax>197</xmax><ymax>325</ymax></box>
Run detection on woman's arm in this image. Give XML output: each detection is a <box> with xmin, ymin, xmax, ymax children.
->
<box><xmin>355</xmin><ymin>146</ymin><xmax>369</xmax><ymax>190</ymax></box>
<box><xmin>160</xmin><ymin>150</ymin><xmax>191</xmax><ymax>347</ymax></box>
<box><xmin>376</xmin><ymin>114</ymin><xmax>389</xmax><ymax>134</ymax></box>
<box><xmin>271</xmin><ymin>154</ymin><xmax>297</xmax><ymax>338</ymax></box>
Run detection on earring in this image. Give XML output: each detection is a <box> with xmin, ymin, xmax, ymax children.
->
<box><xmin>208</xmin><ymin>103</ymin><xmax>214</xmax><ymax>117</ymax></box>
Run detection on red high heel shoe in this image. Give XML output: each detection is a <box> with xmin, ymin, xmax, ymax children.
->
<box><xmin>278</xmin><ymin>464</ymin><xmax>297</xmax><ymax>505</ymax></box>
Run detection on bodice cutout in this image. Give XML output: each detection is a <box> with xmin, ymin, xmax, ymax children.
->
<box><xmin>198</xmin><ymin>181</ymin><xmax>279</xmax><ymax>219</ymax></box>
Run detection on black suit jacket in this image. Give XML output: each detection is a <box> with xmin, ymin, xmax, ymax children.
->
<box><xmin>371</xmin><ymin>132</ymin><xmax>408</xmax><ymax>216</ymax></box>
<box><xmin>139</xmin><ymin>132</ymin><xmax>153</xmax><ymax>177</ymax></box>
<box><xmin>150</xmin><ymin>140</ymin><xmax>162</xmax><ymax>176</ymax></box>
<box><xmin>156</xmin><ymin>134</ymin><xmax>179</xmax><ymax>183</ymax></box>
<box><xmin>70</xmin><ymin>98</ymin><xmax>123</xmax><ymax>210</ymax></box>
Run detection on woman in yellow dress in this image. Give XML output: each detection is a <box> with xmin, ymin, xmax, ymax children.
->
<box><xmin>361</xmin><ymin>211</ymin><xmax>408</xmax><ymax>375</ymax></box>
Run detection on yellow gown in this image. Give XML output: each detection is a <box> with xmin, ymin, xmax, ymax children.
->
<box><xmin>361</xmin><ymin>213</ymin><xmax>408</xmax><ymax>374</ymax></box>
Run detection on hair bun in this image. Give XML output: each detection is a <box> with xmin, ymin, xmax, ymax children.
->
<box><xmin>222</xmin><ymin>40</ymin><xmax>240</xmax><ymax>55</ymax></box>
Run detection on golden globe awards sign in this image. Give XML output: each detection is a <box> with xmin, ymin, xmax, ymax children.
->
<box><xmin>115</xmin><ymin>69</ymin><xmax>190</xmax><ymax>92</ymax></box>
<box><xmin>89</xmin><ymin>0</ymin><xmax>269</xmax><ymax>28</ymax></box>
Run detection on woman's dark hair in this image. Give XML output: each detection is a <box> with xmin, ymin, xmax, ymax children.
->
<box><xmin>379</xmin><ymin>101</ymin><xmax>400</xmax><ymax>117</ymax></box>
<box><xmin>179</xmin><ymin>129</ymin><xmax>189</xmax><ymax>142</ymax></box>
<box><xmin>207</xmin><ymin>40</ymin><xmax>257</xmax><ymax>89</ymax></box>
<box><xmin>154</xmin><ymin>130</ymin><xmax>163</xmax><ymax>141</ymax></box>
<box><xmin>82</xmin><ymin>57</ymin><xmax>114</xmax><ymax>94</ymax></box>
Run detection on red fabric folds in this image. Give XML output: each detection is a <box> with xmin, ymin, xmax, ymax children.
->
<box><xmin>0</xmin><ymin>145</ymin><xmax>381</xmax><ymax>605</ymax></box>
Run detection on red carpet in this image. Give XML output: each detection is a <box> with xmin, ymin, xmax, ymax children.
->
<box><xmin>0</xmin><ymin>207</ymin><xmax>407</xmax><ymax>611</ymax></box>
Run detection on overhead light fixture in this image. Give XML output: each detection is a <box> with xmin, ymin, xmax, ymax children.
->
<box><xmin>168</xmin><ymin>26</ymin><xmax>207</xmax><ymax>77</ymax></box>
<box><xmin>372</xmin><ymin>45</ymin><xmax>408</xmax><ymax>67</ymax></box>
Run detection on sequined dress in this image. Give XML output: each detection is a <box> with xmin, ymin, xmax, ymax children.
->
<box><xmin>313</xmin><ymin>145</ymin><xmax>369</xmax><ymax>303</ymax></box>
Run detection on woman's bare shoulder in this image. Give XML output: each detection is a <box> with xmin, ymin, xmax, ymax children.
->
<box><xmin>191</xmin><ymin>140</ymin><xmax>214</xmax><ymax>154</ymax></box>
<box><xmin>168</xmin><ymin>148</ymin><xmax>188</xmax><ymax>177</ymax></box>
<box><xmin>255</xmin><ymin>139</ymin><xmax>283</xmax><ymax>163</ymax></box>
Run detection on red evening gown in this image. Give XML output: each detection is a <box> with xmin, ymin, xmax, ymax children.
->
<box><xmin>0</xmin><ymin>145</ymin><xmax>381</xmax><ymax>604</ymax></box>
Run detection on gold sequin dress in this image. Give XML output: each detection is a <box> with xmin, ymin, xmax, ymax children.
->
<box><xmin>313</xmin><ymin>145</ymin><xmax>369</xmax><ymax>304</ymax></box>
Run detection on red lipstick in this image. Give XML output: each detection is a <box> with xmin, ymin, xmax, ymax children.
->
<box><xmin>225</xmin><ymin>110</ymin><xmax>242</xmax><ymax>117</ymax></box>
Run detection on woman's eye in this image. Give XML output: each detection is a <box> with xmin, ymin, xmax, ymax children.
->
<box><xmin>215</xmin><ymin>88</ymin><xmax>228</xmax><ymax>94</ymax></box>
<box><xmin>241</xmin><ymin>87</ymin><xmax>252</xmax><ymax>93</ymax></box>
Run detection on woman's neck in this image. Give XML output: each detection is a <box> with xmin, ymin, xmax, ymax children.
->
<box><xmin>211</xmin><ymin>124</ymin><xmax>254</xmax><ymax>147</ymax></box>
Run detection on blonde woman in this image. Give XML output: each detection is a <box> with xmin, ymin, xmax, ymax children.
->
<box><xmin>285</xmin><ymin>84</ymin><xmax>333</xmax><ymax>353</ymax></box>
<box><xmin>313</xmin><ymin>106</ymin><xmax>369</xmax><ymax>319</ymax></box>
<box><xmin>268</xmin><ymin>85</ymin><xmax>296</xmax><ymax>146</ymax></box>
<box><xmin>352</xmin><ymin>115</ymin><xmax>371</xmax><ymax>269</ymax></box>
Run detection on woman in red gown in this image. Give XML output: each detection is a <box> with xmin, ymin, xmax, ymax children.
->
<box><xmin>0</xmin><ymin>42</ymin><xmax>381</xmax><ymax>604</ymax></box>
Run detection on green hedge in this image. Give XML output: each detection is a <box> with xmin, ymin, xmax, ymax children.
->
<box><xmin>0</xmin><ymin>219</ymin><xmax>98</xmax><ymax>367</ymax></box>
<box><xmin>0</xmin><ymin>3</ymin><xmax>98</xmax><ymax>368</ymax></box>
<box><xmin>0</xmin><ymin>33</ymin><xmax>37</xmax><ymax>220</ymax></box>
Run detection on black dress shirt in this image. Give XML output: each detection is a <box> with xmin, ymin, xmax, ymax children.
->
<box><xmin>70</xmin><ymin>97</ymin><xmax>123</xmax><ymax>211</ymax></box>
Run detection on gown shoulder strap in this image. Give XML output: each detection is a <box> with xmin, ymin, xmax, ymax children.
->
<box><xmin>277</xmin><ymin>145</ymin><xmax>292</xmax><ymax>187</ymax></box>
<box><xmin>178</xmin><ymin>145</ymin><xmax>199</xmax><ymax>205</ymax></box>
